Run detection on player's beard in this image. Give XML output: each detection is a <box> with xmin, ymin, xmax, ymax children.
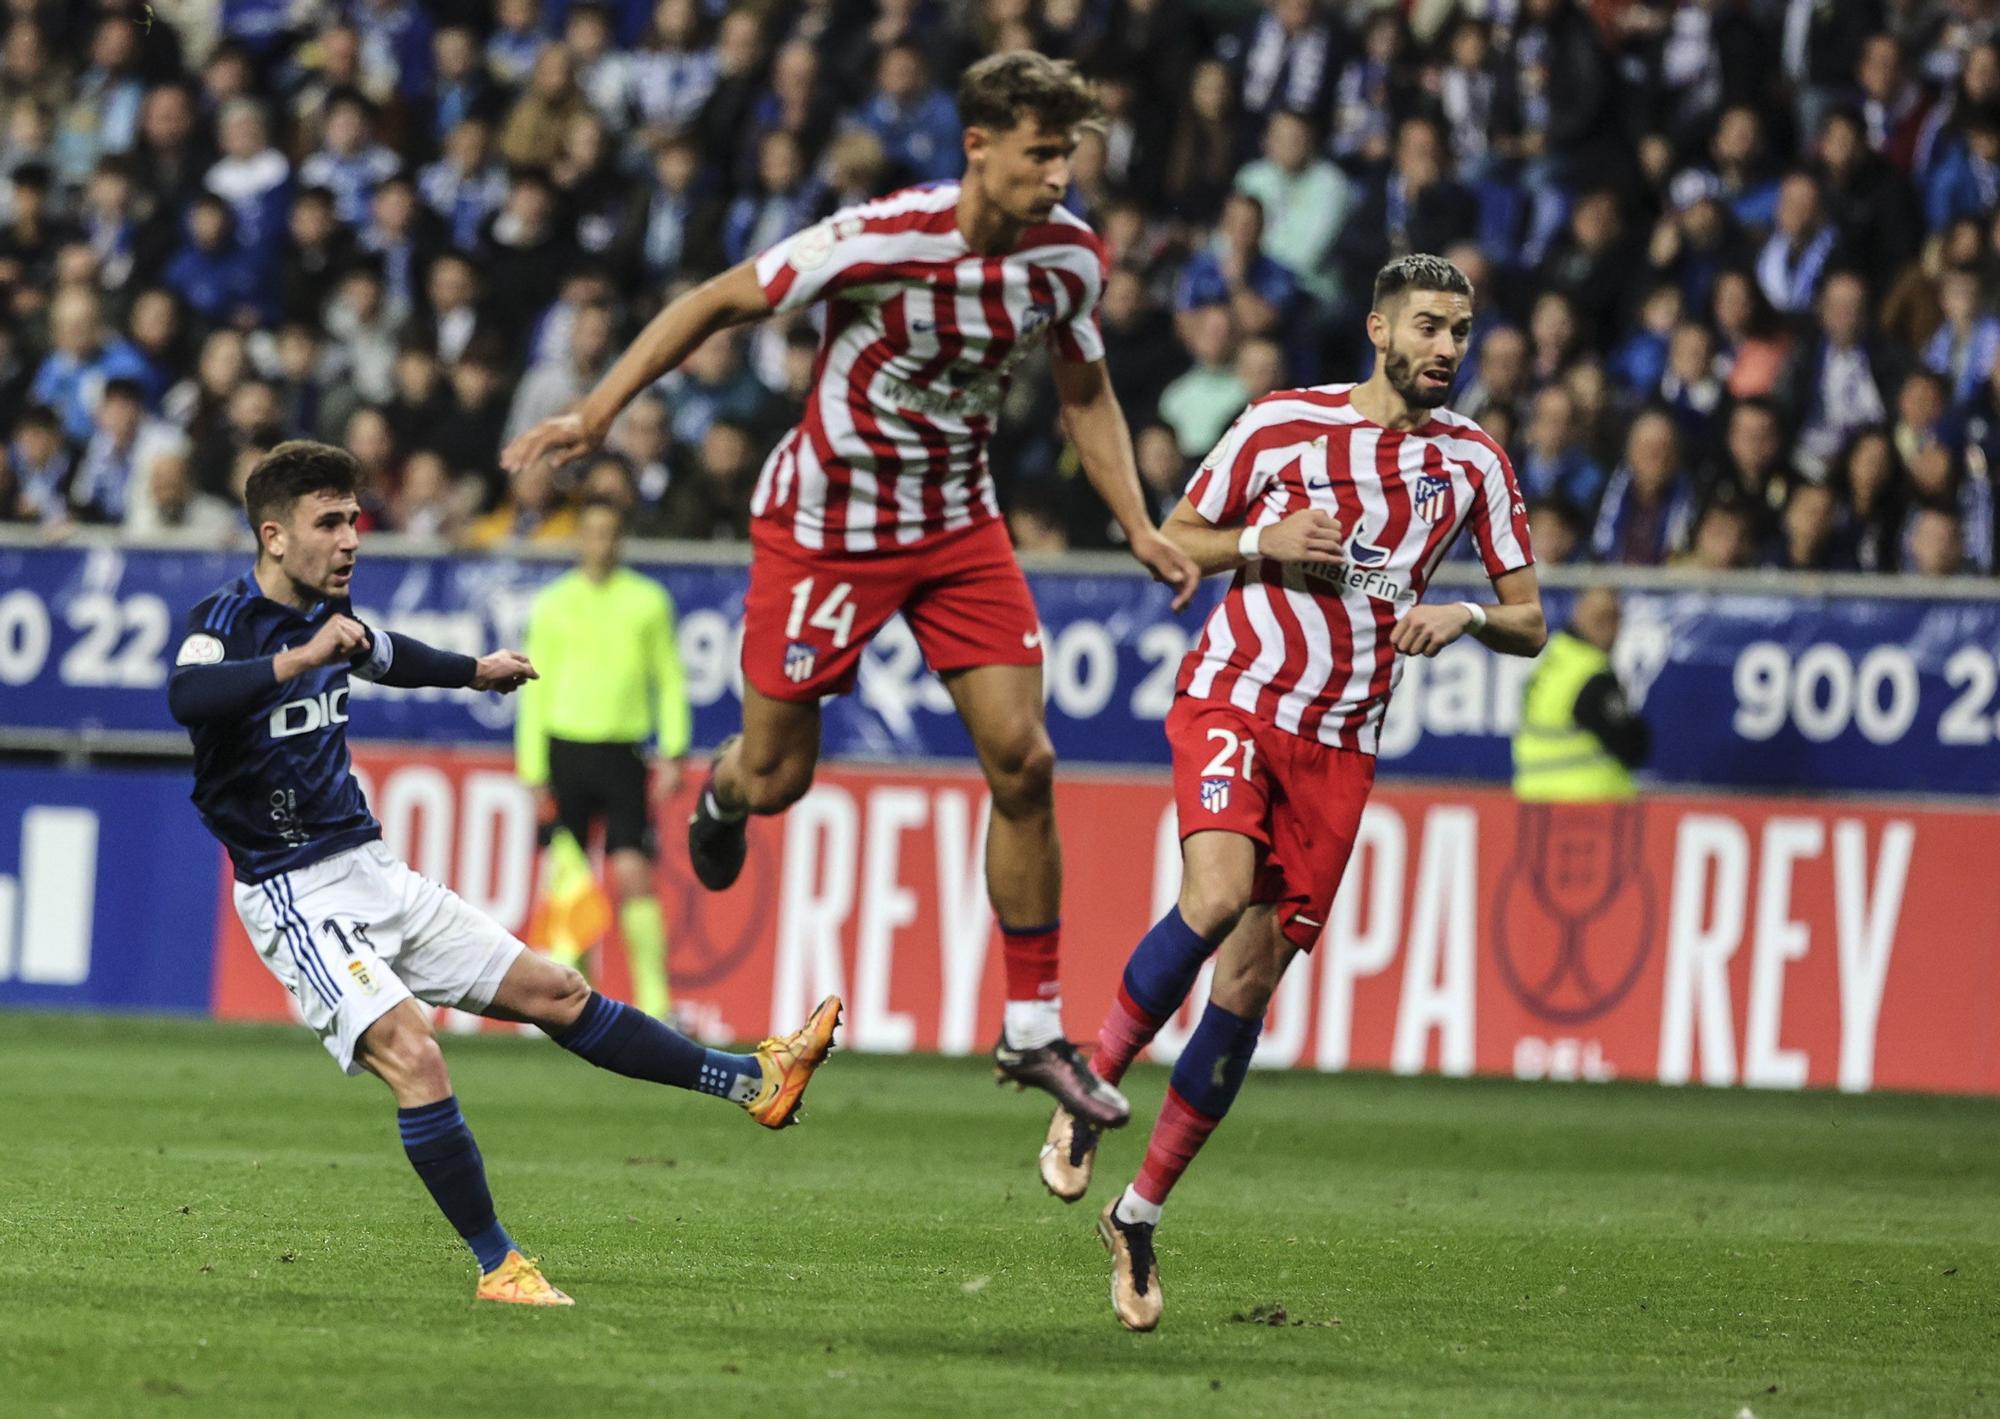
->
<box><xmin>1383</xmin><ymin>342</ymin><xmax>1458</xmax><ymax>409</ymax></box>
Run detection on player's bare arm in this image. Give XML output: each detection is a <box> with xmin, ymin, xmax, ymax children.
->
<box><xmin>1392</xmin><ymin>564</ymin><xmax>1546</xmax><ymax>659</ymax></box>
<box><xmin>1160</xmin><ymin>497</ymin><xmax>1346</xmax><ymax>577</ymax></box>
<box><xmin>499</xmin><ymin>263</ymin><xmax>772</xmax><ymax>474</ymax></box>
<box><xmin>1050</xmin><ymin>357</ymin><xmax>1201</xmax><ymax>611</ymax></box>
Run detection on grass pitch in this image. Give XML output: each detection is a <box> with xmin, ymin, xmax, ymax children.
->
<box><xmin>1</xmin><ymin>1015</ymin><xmax>1995</xmax><ymax>1418</ymax></box>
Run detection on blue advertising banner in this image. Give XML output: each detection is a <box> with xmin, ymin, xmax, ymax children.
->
<box><xmin>0</xmin><ymin>764</ymin><xmax>221</xmax><ymax>1014</ymax></box>
<box><xmin>2</xmin><ymin>541</ymin><xmax>1998</xmax><ymax>794</ymax></box>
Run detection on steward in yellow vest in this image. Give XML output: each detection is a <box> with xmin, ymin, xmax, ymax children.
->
<box><xmin>1513</xmin><ymin>586</ymin><xmax>1649</xmax><ymax>802</ymax></box>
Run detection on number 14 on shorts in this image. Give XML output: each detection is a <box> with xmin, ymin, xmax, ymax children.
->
<box><xmin>786</xmin><ymin>578</ymin><xmax>857</xmax><ymax>649</ymax></box>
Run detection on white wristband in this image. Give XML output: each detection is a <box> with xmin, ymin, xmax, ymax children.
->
<box><xmin>1237</xmin><ymin>524</ymin><xmax>1263</xmax><ymax>560</ymax></box>
<box><xmin>1459</xmin><ymin>601</ymin><xmax>1488</xmax><ymax>634</ymax></box>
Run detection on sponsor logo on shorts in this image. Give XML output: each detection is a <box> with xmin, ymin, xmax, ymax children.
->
<box><xmin>784</xmin><ymin>640</ymin><xmax>818</xmax><ymax>684</ymax></box>
<box><xmin>346</xmin><ymin>958</ymin><xmax>379</xmax><ymax>994</ymax></box>
<box><xmin>1199</xmin><ymin>777</ymin><xmax>1230</xmax><ymax>813</ymax></box>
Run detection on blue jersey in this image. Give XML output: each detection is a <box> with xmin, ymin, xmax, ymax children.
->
<box><xmin>176</xmin><ymin>573</ymin><xmax>384</xmax><ymax>883</ymax></box>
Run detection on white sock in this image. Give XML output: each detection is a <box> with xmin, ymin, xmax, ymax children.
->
<box><xmin>703</xmin><ymin>787</ymin><xmax>746</xmax><ymax>824</ymax></box>
<box><xmin>1115</xmin><ymin>1184</ymin><xmax>1162</xmax><ymax>1227</ymax></box>
<box><xmin>1004</xmin><ymin>997</ymin><xmax>1063</xmax><ymax>1050</ymax></box>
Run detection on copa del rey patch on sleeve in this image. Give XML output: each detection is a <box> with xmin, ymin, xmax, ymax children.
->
<box><xmin>176</xmin><ymin>633</ymin><xmax>225</xmax><ymax>666</ymax></box>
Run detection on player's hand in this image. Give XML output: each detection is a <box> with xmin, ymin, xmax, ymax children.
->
<box><xmin>1129</xmin><ymin>527</ymin><xmax>1201</xmax><ymax>612</ymax></box>
<box><xmin>472</xmin><ymin>649</ymin><xmax>537</xmax><ymax>692</ymax></box>
<box><xmin>282</xmin><ymin>614</ymin><xmax>372</xmax><ymax>677</ymax></box>
<box><xmin>1255</xmin><ymin>509</ymin><xmax>1346</xmax><ymax>565</ymax></box>
<box><xmin>499</xmin><ymin>410</ymin><xmax>606</xmax><ymax>476</ymax></box>
<box><xmin>651</xmin><ymin>756</ymin><xmax>685</xmax><ymax>807</ymax></box>
<box><xmin>1391</xmin><ymin>604</ymin><xmax>1475</xmax><ymax>658</ymax></box>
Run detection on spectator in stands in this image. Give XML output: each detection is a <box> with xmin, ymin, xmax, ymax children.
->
<box><xmin>69</xmin><ymin>378</ymin><xmax>179</xmax><ymax>524</ymax></box>
<box><xmin>1161</xmin><ymin>59</ymin><xmax>1242</xmax><ymax>225</ymax></box>
<box><xmin>1657</xmin><ymin>321</ymin><xmax>1727</xmax><ymax>447</ymax></box>
<box><xmin>420</xmin><ymin>118</ymin><xmax>509</xmax><ymax>253</ymax></box>
<box><xmin>359</xmin><ymin>175</ymin><xmax>436</xmax><ymax>317</ymax></box>
<box><xmin>123</xmin><ymin>445</ymin><xmax>237</xmax><ymax>542</ymax></box>
<box><xmin>163</xmin><ymin>195</ymin><xmax>265</xmax><ymax>327</ymax></box>
<box><xmin>1225</xmin><ymin>0</ymin><xmax>1332</xmax><ymax>124</ymax></box>
<box><xmin>0</xmin><ymin>446</ymin><xmax>25</xmax><ymax>524</ymax></box>
<box><xmin>1235</xmin><ymin>108</ymin><xmax>1349</xmax><ymax>310</ymax></box>
<box><xmin>723</xmin><ymin>130</ymin><xmax>820</xmax><ymax>265</ymax></box>
<box><xmin>1714</xmin><ymin>397</ymin><xmax>1798</xmax><ymax>530</ymax></box>
<box><xmin>481</xmin><ymin>169</ymin><xmax>573</xmax><ymax>338</ymax></box>
<box><xmin>1518</xmin><ymin>384</ymin><xmax>1607</xmax><ymax>514</ymax></box>
<box><xmin>630</xmin><ymin>0</ymin><xmax>720</xmax><ymax>135</ymax></box>
<box><xmin>435</xmin><ymin>342</ymin><xmax>513</xmax><ymax>507</ymax></box>
<box><xmin>1158</xmin><ymin>303</ymin><xmax>1244</xmax><ymax>458</ymax></box>
<box><xmin>205</xmin><ymin>100</ymin><xmax>290</xmax><ymax>261</ymax></box>
<box><xmin>1771</xmin><ymin>480</ymin><xmax>1843</xmax><ymax>570</ymax></box>
<box><xmin>322</xmin><ymin>259</ymin><xmax>400</xmax><ymax>405</ymax></box>
<box><xmin>1924</xmin><ymin>266</ymin><xmax>2000</xmax><ymax>405</ymax></box>
<box><xmin>0</xmin><ymin>164</ymin><xmax>68</xmax><ymax>306</ymax></box>
<box><xmin>10</xmin><ymin>404</ymin><xmax>73</xmax><ymax>527</ymax></box>
<box><xmin>607</xmin><ymin>393</ymin><xmax>675</xmax><ymax>512</ymax></box>
<box><xmin>501</xmin><ymin>45</ymin><xmax>591</xmax><ymax>171</ymax></box>
<box><xmin>1832</xmin><ymin>426</ymin><xmax>1905</xmax><ymax>571</ymax></box>
<box><xmin>1683</xmin><ymin>494</ymin><xmax>1757</xmax><ymax>571</ymax></box>
<box><xmin>55</xmin><ymin>14</ymin><xmax>144</xmax><ymax>186</ymax></box>
<box><xmin>1757</xmin><ymin>170</ymin><xmax>1843</xmax><ymax>314</ymax></box>
<box><xmin>1782</xmin><ymin>270</ymin><xmax>1903</xmax><ymax>476</ymax></box>
<box><xmin>1859</xmin><ymin>33</ymin><xmax>1936</xmax><ymax>175</ymax></box>
<box><xmin>425</xmin><ymin>25</ymin><xmax>494</xmax><ymax>144</ymax></box>
<box><xmin>1336</xmin><ymin>116</ymin><xmax>1477</xmax><ymax>306</ymax></box>
<box><xmin>855</xmin><ymin>42</ymin><xmax>960</xmax><ymax>185</ymax></box>
<box><xmin>654</xmin><ymin>327</ymin><xmax>777</xmax><ymax>450</ymax></box>
<box><xmin>1906</xmin><ymin>505</ymin><xmax>1966</xmax><ymax>573</ymax></box>
<box><xmin>1459</xmin><ymin>325</ymin><xmax>1531</xmax><ymax>429</ymax></box>
<box><xmin>1174</xmin><ymin>192</ymin><xmax>1296</xmax><ymax>348</ymax></box>
<box><xmin>486</xmin><ymin>0</ymin><xmax>548</xmax><ymax>90</ymax></box>
<box><xmin>391</xmin><ymin>447</ymin><xmax>466</xmax><ymax>541</ymax></box>
<box><xmin>1526</xmin><ymin>496</ymin><xmax>1585</xmax><ymax>566</ymax></box>
<box><xmin>1709</xmin><ymin>105</ymin><xmax>1782</xmax><ymax>232</ymax></box>
<box><xmin>300</xmin><ymin>90</ymin><xmax>401</xmax><ymax>227</ymax></box>
<box><xmin>506</xmin><ymin>302</ymin><xmax>615</xmax><ymax>447</ymax></box>
<box><xmin>1711</xmin><ymin>267</ymin><xmax>1792</xmax><ymax>399</ymax></box>
<box><xmin>657</xmin><ymin>418</ymin><xmax>755</xmax><ymax>541</ymax></box>
<box><xmin>1593</xmin><ymin>409</ymin><xmax>1698</xmax><ymax>565</ymax></box>
<box><xmin>31</xmin><ymin>287</ymin><xmax>150</xmax><ymax>444</ymax></box>
<box><xmin>1817</xmin><ymin>107</ymin><xmax>1919</xmax><ymax>280</ymax></box>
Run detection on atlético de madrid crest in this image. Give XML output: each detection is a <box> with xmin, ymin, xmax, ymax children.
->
<box><xmin>1412</xmin><ymin>471</ymin><xmax>1453</xmax><ymax>524</ymax></box>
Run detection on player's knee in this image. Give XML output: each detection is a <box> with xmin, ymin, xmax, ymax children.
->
<box><xmin>364</xmin><ymin>1017</ymin><xmax>448</xmax><ymax>1096</ymax></box>
<box><xmin>985</xmin><ymin>727</ymin><xmax>1055</xmax><ymax>817</ymax></box>
<box><xmin>1178</xmin><ymin>877</ymin><xmax>1251</xmax><ymax>941</ymax></box>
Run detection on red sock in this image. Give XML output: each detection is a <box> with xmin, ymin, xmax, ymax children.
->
<box><xmin>1133</xmin><ymin>1086</ymin><xmax>1222</xmax><ymax>1207</ymax></box>
<box><xmin>1094</xmin><ymin>982</ymin><xmax>1165</xmax><ymax>1086</ymax></box>
<box><xmin>1000</xmin><ymin>921</ymin><xmax>1061</xmax><ymax>1004</ymax></box>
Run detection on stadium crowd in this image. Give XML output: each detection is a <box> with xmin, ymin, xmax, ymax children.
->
<box><xmin>0</xmin><ymin>0</ymin><xmax>1996</xmax><ymax>577</ymax></box>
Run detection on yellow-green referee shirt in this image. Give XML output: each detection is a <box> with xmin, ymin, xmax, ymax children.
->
<box><xmin>515</xmin><ymin>567</ymin><xmax>691</xmax><ymax>787</ymax></box>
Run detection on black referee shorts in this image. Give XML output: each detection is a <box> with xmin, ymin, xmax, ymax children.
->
<box><xmin>546</xmin><ymin>739</ymin><xmax>657</xmax><ymax>859</ymax></box>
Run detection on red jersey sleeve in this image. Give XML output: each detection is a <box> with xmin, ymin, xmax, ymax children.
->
<box><xmin>1184</xmin><ymin>406</ymin><xmax>1289</xmax><ymax>528</ymax></box>
<box><xmin>1466</xmin><ymin>438</ymin><xmax>1535</xmax><ymax>576</ymax></box>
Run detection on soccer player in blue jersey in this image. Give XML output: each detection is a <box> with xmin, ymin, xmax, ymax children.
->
<box><xmin>169</xmin><ymin>441</ymin><xmax>841</xmax><ymax>1306</ymax></box>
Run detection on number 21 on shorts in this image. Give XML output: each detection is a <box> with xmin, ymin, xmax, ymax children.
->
<box><xmin>785</xmin><ymin>578</ymin><xmax>857</xmax><ymax>649</ymax></box>
<box><xmin>1202</xmin><ymin>727</ymin><xmax>1256</xmax><ymax>779</ymax></box>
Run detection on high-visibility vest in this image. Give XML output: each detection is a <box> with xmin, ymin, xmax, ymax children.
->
<box><xmin>1512</xmin><ymin>630</ymin><xmax>1637</xmax><ymax>802</ymax></box>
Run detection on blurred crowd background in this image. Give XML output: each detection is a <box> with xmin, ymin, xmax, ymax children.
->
<box><xmin>0</xmin><ymin>0</ymin><xmax>1997</xmax><ymax>577</ymax></box>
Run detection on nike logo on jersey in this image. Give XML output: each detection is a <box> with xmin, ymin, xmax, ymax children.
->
<box><xmin>1022</xmin><ymin>630</ymin><xmax>1043</xmax><ymax>649</ymax></box>
<box><xmin>910</xmin><ymin>318</ymin><xmax>936</xmax><ymax>333</ymax></box>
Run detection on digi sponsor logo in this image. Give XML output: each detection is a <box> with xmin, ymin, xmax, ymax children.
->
<box><xmin>1199</xmin><ymin>777</ymin><xmax>1231</xmax><ymax>813</ymax></box>
<box><xmin>784</xmin><ymin>640</ymin><xmax>818</xmax><ymax>685</ymax></box>
<box><xmin>269</xmin><ymin>687</ymin><xmax>350</xmax><ymax>739</ymax></box>
<box><xmin>0</xmin><ymin>806</ymin><xmax>97</xmax><ymax>986</ymax></box>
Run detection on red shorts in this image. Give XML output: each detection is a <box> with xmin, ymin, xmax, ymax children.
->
<box><xmin>1167</xmin><ymin>697</ymin><xmax>1376</xmax><ymax>949</ymax></box>
<box><xmin>743</xmin><ymin>517</ymin><xmax>1043</xmax><ymax>702</ymax></box>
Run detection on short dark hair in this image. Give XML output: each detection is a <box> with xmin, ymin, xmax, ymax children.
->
<box><xmin>243</xmin><ymin>440</ymin><xmax>358</xmax><ymax>538</ymax></box>
<box><xmin>1372</xmin><ymin>253</ymin><xmax>1474</xmax><ymax>312</ymax></box>
<box><xmin>957</xmin><ymin>51</ymin><xmax>1102</xmax><ymax>134</ymax></box>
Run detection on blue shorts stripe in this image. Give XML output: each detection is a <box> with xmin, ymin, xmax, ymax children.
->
<box><xmin>260</xmin><ymin>882</ymin><xmax>331</xmax><ymax>1007</ymax></box>
<box><xmin>276</xmin><ymin>875</ymin><xmax>342</xmax><ymax>1004</ymax></box>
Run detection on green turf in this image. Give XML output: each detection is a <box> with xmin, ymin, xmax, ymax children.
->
<box><xmin>1</xmin><ymin>1014</ymin><xmax>1995</xmax><ymax>1418</ymax></box>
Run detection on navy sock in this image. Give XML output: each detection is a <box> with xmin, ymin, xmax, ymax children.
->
<box><xmin>1122</xmin><ymin>907</ymin><xmax>1219</xmax><ymax>1019</ymax></box>
<box><xmin>397</xmin><ymin>1096</ymin><xmax>514</xmax><ymax>1273</ymax></box>
<box><xmin>556</xmin><ymin>992</ymin><xmax>761</xmax><ymax>1100</ymax></box>
<box><xmin>1167</xmin><ymin>1001</ymin><xmax>1264</xmax><ymax>1119</ymax></box>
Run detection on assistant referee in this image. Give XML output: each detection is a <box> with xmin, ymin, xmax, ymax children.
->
<box><xmin>516</xmin><ymin>495</ymin><xmax>691</xmax><ymax>1019</ymax></box>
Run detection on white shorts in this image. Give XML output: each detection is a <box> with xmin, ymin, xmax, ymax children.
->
<box><xmin>233</xmin><ymin>841</ymin><xmax>527</xmax><ymax>1075</ymax></box>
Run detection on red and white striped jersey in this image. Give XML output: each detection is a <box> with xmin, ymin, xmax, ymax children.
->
<box><xmin>748</xmin><ymin>182</ymin><xmax>1108</xmax><ymax>553</ymax></box>
<box><xmin>1176</xmin><ymin>384</ymin><xmax>1534</xmax><ymax>754</ymax></box>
